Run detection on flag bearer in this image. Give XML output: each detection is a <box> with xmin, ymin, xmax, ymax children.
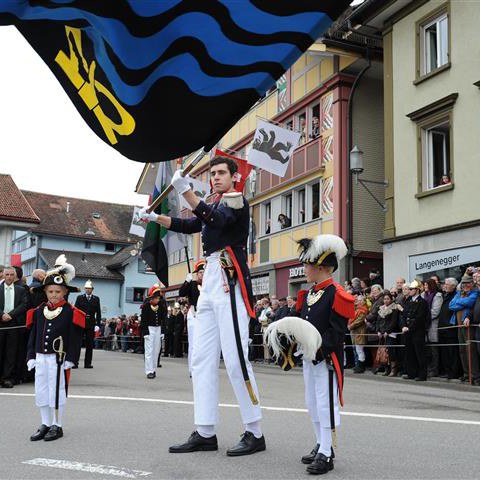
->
<box><xmin>140</xmin><ymin>284</ymin><xmax>167</xmax><ymax>379</ymax></box>
<box><xmin>140</xmin><ymin>156</ymin><xmax>265</xmax><ymax>456</ymax></box>
<box><xmin>26</xmin><ymin>255</ymin><xmax>85</xmax><ymax>442</ymax></box>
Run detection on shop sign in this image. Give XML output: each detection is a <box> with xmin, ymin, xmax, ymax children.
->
<box><xmin>409</xmin><ymin>244</ymin><xmax>480</xmax><ymax>276</ymax></box>
<box><xmin>252</xmin><ymin>275</ymin><xmax>269</xmax><ymax>295</ymax></box>
<box><xmin>165</xmin><ymin>289</ymin><xmax>180</xmax><ymax>299</ymax></box>
<box><xmin>289</xmin><ymin>265</ymin><xmax>305</xmax><ymax>278</ymax></box>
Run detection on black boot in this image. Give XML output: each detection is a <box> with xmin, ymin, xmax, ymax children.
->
<box><xmin>302</xmin><ymin>445</ymin><xmax>335</xmax><ymax>464</ymax></box>
<box><xmin>169</xmin><ymin>431</ymin><xmax>218</xmax><ymax>453</ymax></box>
<box><xmin>353</xmin><ymin>361</ymin><xmax>365</xmax><ymax>374</ymax></box>
<box><xmin>226</xmin><ymin>431</ymin><xmax>266</xmax><ymax>456</ymax></box>
<box><xmin>306</xmin><ymin>453</ymin><xmax>334</xmax><ymax>475</ymax></box>
<box><xmin>383</xmin><ymin>365</ymin><xmax>392</xmax><ymax>376</ymax></box>
<box><xmin>30</xmin><ymin>424</ymin><xmax>50</xmax><ymax>441</ymax></box>
<box><xmin>44</xmin><ymin>425</ymin><xmax>63</xmax><ymax>441</ymax></box>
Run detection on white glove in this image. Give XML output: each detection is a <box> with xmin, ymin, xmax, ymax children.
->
<box><xmin>64</xmin><ymin>361</ymin><xmax>75</xmax><ymax>370</ymax></box>
<box><xmin>138</xmin><ymin>207</ymin><xmax>158</xmax><ymax>223</ymax></box>
<box><xmin>185</xmin><ymin>273</ymin><xmax>193</xmax><ymax>283</ymax></box>
<box><xmin>171</xmin><ymin>169</ymin><xmax>191</xmax><ymax>195</ymax></box>
<box><xmin>27</xmin><ymin>359</ymin><xmax>36</xmax><ymax>371</ymax></box>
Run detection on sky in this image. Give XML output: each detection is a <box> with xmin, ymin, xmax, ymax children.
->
<box><xmin>0</xmin><ymin>27</ymin><xmax>148</xmax><ymax>206</ymax></box>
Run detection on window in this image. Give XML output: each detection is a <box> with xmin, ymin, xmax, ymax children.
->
<box><xmin>22</xmin><ymin>259</ymin><xmax>35</xmax><ymax>277</ymax></box>
<box><xmin>105</xmin><ymin>243</ymin><xmax>115</xmax><ymax>252</ymax></box>
<box><xmin>262</xmin><ymin>202</ymin><xmax>271</xmax><ymax>234</ymax></box>
<box><xmin>421</xmin><ymin>119</ymin><xmax>451</xmax><ymax>191</ymax></box>
<box><xmin>407</xmin><ymin>93</ymin><xmax>457</xmax><ymax>196</ymax></box>
<box><xmin>296</xmin><ymin>111</ymin><xmax>307</xmax><ymax>145</ymax></box>
<box><xmin>85</xmin><ymin>241</ymin><xmax>92</xmax><ymax>249</ymax></box>
<box><xmin>30</xmin><ymin>236</ymin><xmax>36</xmax><ymax>247</ymax></box>
<box><xmin>309</xmin><ymin>103</ymin><xmax>320</xmax><ymax>139</ymax></box>
<box><xmin>297</xmin><ymin>189</ymin><xmax>306</xmax><ymax>224</ymax></box>
<box><xmin>279</xmin><ymin>194</ymin><xmax>292</xmax><ymax>229</ymax></box>
<box><xmin>311</xmin><ymin>183</ymin><xmax>320</xmax><ymax>220</ymax></box>
<box><xmin>417</xmin><ymin>5</ymin><xmax>449</xmax><ymax>80</ymax></box>
<box><xmin>133</xmin><ymin>288</ymin><xmax>147</xmax><ymax>303</ymax></box>
<box><xmin>285</xmin><ymin>118</ymin><xmax>293</xmax><ymax>131</ymax></box>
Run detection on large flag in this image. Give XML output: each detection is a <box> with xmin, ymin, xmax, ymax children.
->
<box><xmin>141</xmin><ymin>161</ymin><xmax>186</xmax><ymax>286</ymax></box>
<box><xmin>248</xmin><ymin>119</ymin><xmax>301</xmax><ymax>177</ymax></box>
<box><xmin>0</xmin><ymin>1</ymin><xmax>350</xmax><ymax>163</ymax></box>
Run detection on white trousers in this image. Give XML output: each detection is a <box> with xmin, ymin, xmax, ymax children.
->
<box><xmin>144</xmin><ymin>326</ymin><xmax>162</xmax><ymax>375</ymax></box>
<box><xmin>303</xmin><ymin>360</ymin><xmax>340</xmax><ymax>428</ymax></box>
<box><xmin>35</xmin><ymin>353</ymin><xmax>66</xmax><ymax>408</ymax></box>
<box><xmin>187</xmin><ymin>307</ymin><xmax>195</xmax><ymax>373</ymax></box>
<box><xmin>192</xmin><ymin>253</ymin><xmax>262</xmax><ymax>426</ymax></box>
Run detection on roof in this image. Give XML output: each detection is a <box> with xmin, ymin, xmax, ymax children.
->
<box><xmin>105</xmin><ymin>244</ymin><xmax>138</xmax><ymax>269</ymax></box>
<box><xmin>39</xmin><ymin>249</ymin><xmax>124</xmax><ymax>281</ymax></box>
<box><xmin>22</xmin><ymin>190</ymin><xmax>141</xmax><ymax>243</ymax></box>
<box><xmin>0</xmin><ymin>174</ymin><xmax>40</xmax><ymax>224</ymax></box>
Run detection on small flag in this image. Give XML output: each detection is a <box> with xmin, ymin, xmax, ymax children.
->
<box><xmin>215</xmin><ymin>149</ymin><xmax>253</xmax><ymax>193</ymax></box>
<box><xmin>248</xmin><ymin>119</ymin><xmax>301</xmax><ymax>177</ymax></box>
<box><xmin>129</xmin><ymin>207</ymin><xmax>147</xmax><ymax>237</ymax></box>
<box><xmin>178</xmin><ymin>177</ymin><xmax>210</xmax><ymax>211</ymax></box>
<box><xmin>141</xmin><ymin>161</ymin><xmax>186</xmax><ymax>286</ymax></box>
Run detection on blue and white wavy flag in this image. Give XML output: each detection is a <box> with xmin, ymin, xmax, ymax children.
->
<box><xmin>0</xmin><ymin>1</ymin><xmax>349</xmax><ymax>163</ymax></box>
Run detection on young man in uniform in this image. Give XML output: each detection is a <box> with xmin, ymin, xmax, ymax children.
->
<box><xmin>179</xmin><ymin>259</ymin><xmax>205</xmax><ymax>374</ymax></box>
<box><xmin>26</xmin><ymin>255</ymin><xmax>85</xmax><ymax>441</ymax></box>
<box><xmin>140</xmin><ymin>285</ymin><xmax>167</xmax><ymax>379</ymax></box>
<box><xmin>141</xmin><ymin>156</ymin><xmax>264</xmax><ymax>456</ymax></box>
<box><xmin>295</xmin><ymin>235</ymin><xmax>354</xmax><ymax>475</ymax></box>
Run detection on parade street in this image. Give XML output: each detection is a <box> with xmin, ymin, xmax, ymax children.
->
<box><xmin>0</xmin><ymin>351</ymin><xmax>478</xmax><ymax>480</ymax></box>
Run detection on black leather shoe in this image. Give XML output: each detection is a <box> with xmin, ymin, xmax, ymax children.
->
<box><xmin>147</xmin><ymin>373</ymin><xmax>155</xmax><ymax>379</ymax></box>
<box><xmin>415</xmin><ymin>377</ymin><xmax>427</xmax><ymax>382</ymax></box>
<box><xmin>302</xmin><ymin>445</ymin><xmax>335</xmax><ymax>464</ymax></box>
<box><xmin>72</xmin><ymin>364</ymin><xmax>78</xmax><ymax>369</ymax></box>
<box><xmin>226</xmin><ymin>431</ymin><xmax>266</xmax><ymax>457</ymax></box>
<box><xmin>169</xmin><ymin>431</ymin><xmax>218</xmax><ymax>453</ymax></box>
<box><xmin>306</xmin><ymin>453</ymin><xmax>334</xmax><ymax>475</ymax></box>
<box><xmin>30</xmin><ymin>424</ymin><xmax>50</xmax><ymax>441</ymax></box>
<box><xmin>2</xmin><ymin>380</ymin><xmax>13</xmax><ymax>388</ymax></box>
<box><xmin>84</xmin><ymin>365</ymin><xmax>93</xmax><ymax>369</ymax></box>
<box><xmin>44</xmin><ymin>425</ymin><xmax>63</xmax><ymax>441</ymax></box>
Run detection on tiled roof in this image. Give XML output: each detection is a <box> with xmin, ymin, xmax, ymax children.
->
<box><xmin>39</xmin><ymin>249</ymin><xmax>124</xmax><ymax>281</ymax></box>
<box><xmin>22</xmin><ymin>190</ymin><xmax>141</xmax><ymax>243</ymax></box>
<box><xmin>0</xmin><ymin>174</ymin><xmax>40</xmax><ymax>224</ymax></box>
<box><xmin>105</xmin><ymin>244</ymin><xmax>138</xmax><ymax>269</ymax></box>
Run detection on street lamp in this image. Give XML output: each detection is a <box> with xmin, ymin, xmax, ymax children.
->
<box><xmin>349</xmin><ymin>145</ymin><xmax>388</xmax><ymax>211</ymax></box>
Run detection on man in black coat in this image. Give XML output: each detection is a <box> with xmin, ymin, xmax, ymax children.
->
<box><xmin>74</xmin><ymin>280</ymin><xmax>102</xmax><ymax>368</ymax></box>
<box><xmin>0</xmin><ymin>266</ymin><xmax>28</xmax><ymax>388</ymax></box>
<box><xmin>400</xmin><ymin>280</ymin><xmax>429</xmax><ymax>381</ymax></box>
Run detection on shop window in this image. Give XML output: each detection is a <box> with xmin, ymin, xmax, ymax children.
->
<box><xmin>416</xmin><ymin>5</ymin><xmax>450</xmax><ymax>81</ymax></box>
<box><xmin>421</xmin><ymin>120</ymin><xmax>451</xmax><ymax>191</ymax></box>
<box><xmin>309</xmin><ymin>104</ymin><xmax>320</xmax><ymax>140</ymax></box>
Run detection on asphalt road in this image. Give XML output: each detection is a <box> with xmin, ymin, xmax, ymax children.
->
<box><xmin>1</xmin><ymin>349</ymin><xmax>479</xmax><ymax>480</ymax></box>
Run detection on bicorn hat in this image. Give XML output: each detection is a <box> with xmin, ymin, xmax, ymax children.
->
<box><xmin>264</xmin><ymin>317</ymin><xmax>322</xmax><ymax>371</ymax></box>
<box><xmin>193</xmin><ymin>259</ymin><xmax>206</xmax><ymax>273</ymax></box>
<box><xmin>34</xmin><ymin>254</ymin><xmax>79</xmax><ymax>293</ymax></box>
<box><xmin>297</xmin><ymin>234</ymin><xmax>348</xmax><ymax>272</ymax></box>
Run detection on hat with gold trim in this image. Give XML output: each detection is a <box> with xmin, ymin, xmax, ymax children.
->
<box><xmin>297</xmin><ymin>234</ymin><xmax>348</xmax><ymax>272</ymax></box>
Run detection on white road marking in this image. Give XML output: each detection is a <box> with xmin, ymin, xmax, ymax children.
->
<box><xmin>3</xmin><ymin>392</ymin><xmax>479</xmax><ymax>426</ymax></box>
<box><xmin>22</xmin><ymin>458</ymin><xmax>151</xmax><ymax>478</ymax></box>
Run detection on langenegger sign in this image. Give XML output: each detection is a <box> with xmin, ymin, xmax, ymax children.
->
<box><xmin>409</xmin><ymin>244</ymin><xmax>480</xmax><ymax>276</ymax></box>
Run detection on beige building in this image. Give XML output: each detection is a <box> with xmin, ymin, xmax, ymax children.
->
<box><xmin>361</xmin><ymin>0</ymin><xmax>480</xmax><ymax>287</ymax></box>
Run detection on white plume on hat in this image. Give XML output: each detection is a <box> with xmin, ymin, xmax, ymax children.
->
<box><xmin>47</xmin><ymin>254</ymin><xmax>76</xmax><ymax>284</ymax></box>
<box><xmin>84</xmin><ymin>279</ymin><xmax>94</xmax><ymax>289</ymax></box>
<box><xmin>298</xmin><ymin>234</ymin><xmax>348</xmax><ymax>264</ymax></box>
<box><xmin>264</xmin><ymin>316</ymin><xmax>322</xmax><ymax>361</ymax></box>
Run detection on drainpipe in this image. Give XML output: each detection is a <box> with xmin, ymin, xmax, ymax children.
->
<box><xmin>346</xmin><ymin>50</ymin><xmax>371</xmax><ymax>281</ymax></box>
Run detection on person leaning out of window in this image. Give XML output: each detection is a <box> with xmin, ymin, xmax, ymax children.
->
<box><xmin>278</xmin><ymin>214</ymin><xmax>291</xmax><ymax>229</ymax></box>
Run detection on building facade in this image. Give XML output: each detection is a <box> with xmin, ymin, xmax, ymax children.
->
<box><xmin>363</xmin><ymin>0</ymin><xmax>480</xmax><ymax>286</ymax></box>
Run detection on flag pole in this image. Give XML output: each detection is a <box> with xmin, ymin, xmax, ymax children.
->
<box><xmin>147</xmin><ymin>147</ymin><xmax>208</xmax><ymax>213</ymax></box>
<box><xmin>184</xmin><ymin>246</ymin><xmax>192</xmax><ymax>274</ymax></box>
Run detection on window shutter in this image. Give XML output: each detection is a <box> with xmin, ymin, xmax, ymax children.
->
<box><xmin>126</xmin><ymin>287</ymin><xmax>134</xmax><ymax>303</ymax></box>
